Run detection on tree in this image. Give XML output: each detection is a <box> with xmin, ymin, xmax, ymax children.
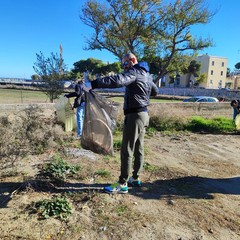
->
<box><xmin>71</xmin><ymin>58</ymin><xmax>121</xmax><ymax>78</ymax></box>
<box><xmin>33</xmin><ymin>51</ymin><xmax>70</xmax><ymax>102</ymax></box>
<box><xmin>31</xmin><ymin>74</ymin><xmax>40</xmax><ymax>81</ymax></box>
<box><xmin>80</xmin><ymin>0</ymin><xmax>216</xmax><ymax>83</ymax></box>
<box><xmin>235</xmin><ymin>62</ymin><xmax>240</xmax><ymax>69</ymax></box>
<box><xmin>226</xmin><ymin>68</ymin><xmax>230</xmax><ymax>77</ymax></box>
<box><xmin>194</xmin><ymin>72</ymin><xmax>207</xmax><ymax>86</ymax></box>
<box><xmin>182</xmin><ymin>60</ymin><xmax>201</xmax><ymax>86</ymax></box>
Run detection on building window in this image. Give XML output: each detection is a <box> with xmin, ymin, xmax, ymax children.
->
<box><xmin>210</xmin><ymin>80</ymin><xmax>213</xmax><ymax>84</ymax></box>
<box><xmin>218</xmin><ymin>80</ymin><xmax>222</xmax><ymax>88</ymax></box>
<box><xmin>222</xmin><ymin>62</ymin><xmax>224</xmax><ymax>67</ymax></box>
<box><xmin>212</xmin><ymin>61</ymin><xmax>215</xmax><ymax>66</ymax></box>
<box><xmin>211</xmin><ymin>70</ymin><xmax>214</xmax><ymax>75</ymax></box>
<box><xmin>221</xmin><ymin>71</ymin><xmax>223</xmax><ymax>76</ymax></box>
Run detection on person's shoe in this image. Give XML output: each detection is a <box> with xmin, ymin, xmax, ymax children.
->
<box><xmin>128</xmin><ymin>177</ymin><xmax>141</xmax><ymax>187</ymax></box>
<box><xmin>104</xmin><ymin>182</ymin><xmax>128</xmax><ymax>194</ymax></box>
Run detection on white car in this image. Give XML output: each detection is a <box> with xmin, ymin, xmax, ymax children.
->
<box><xmin>183</xmin><ymin>96</ymin><xmax>219</xmax><ymax>102</ymax></box>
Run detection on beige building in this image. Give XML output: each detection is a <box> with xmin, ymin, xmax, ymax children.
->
<box><xmin>226</xmin><ymin>75</ymin><xmax>240</xmax><ymax>90</ymax></box>
<box><xmin>197</xmin><ymin>54</ymin><xmax>228</xmax><ymax>89</ymax></box>
<box><xmin>177</xmin><ymin>54</ymin><xmax>228</xmax><ymax>89</ymax></box>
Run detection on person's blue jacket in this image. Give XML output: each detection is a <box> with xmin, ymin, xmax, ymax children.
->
<box><xmin>233</xmin><ymin>101</ymin><xmax>240</xmax><ymax>120</ymax></box>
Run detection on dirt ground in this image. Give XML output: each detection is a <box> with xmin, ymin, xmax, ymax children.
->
<box><xmin>0</xmin><ymin>132</ymin><xmax>240</xmax><ymax>240</ymax></box>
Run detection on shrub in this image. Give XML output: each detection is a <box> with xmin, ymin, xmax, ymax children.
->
<box><xmin>149</xmin><ymin>115</ymin><xmax>186</xmax><ymax>132</ymax></box>
<box><xmin>0</xmin><ymin>105</ymin><xmax>66</xmax><ymax>170</ymax></box>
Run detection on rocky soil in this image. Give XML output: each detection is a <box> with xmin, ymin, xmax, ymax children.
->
<box><xmin>0</xmin><ymin>132</ymin><xmax>240</xmax><ymax>240</ymax></box>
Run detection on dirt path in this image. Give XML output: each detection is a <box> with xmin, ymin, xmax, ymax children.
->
<box><xmin>0</xmin><ymin>133</ymin><xmax>239</xmax><ymax>240</ymax></box>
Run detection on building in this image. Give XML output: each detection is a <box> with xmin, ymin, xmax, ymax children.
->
<box><xmin>174</xmin><ymin>54</ymin><xmax>228</xmax><ymax>89</ymax></box>
<box><xmin>197</xmin><ymin>54</ymin><xmax>228</xmax><ymax>89</ymax></box>
<box><xmin>226</xmin><ymin>74</ymin><xmax>240</xmax><ymax>90</ymax></box>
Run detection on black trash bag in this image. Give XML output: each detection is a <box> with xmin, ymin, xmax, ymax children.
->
<box><xmin>81</xmin><ymin>90</ymin><xmax>119</xmax><ymax>155</ymax></box>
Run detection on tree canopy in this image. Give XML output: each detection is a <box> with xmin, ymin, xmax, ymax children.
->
<box><xmin>72</xmin><ymin>58</ymin><xmax>121</xmax><ymax>78</ymax></box>
<box><xmin>80</xmin><ymin>0</ymin><xmax>216</xmax><ymax>82</ymax></box>
<box><xmin>235</xmin><ymin>62</ymin><xmax>240</xmax><ymax>70</ymax></box>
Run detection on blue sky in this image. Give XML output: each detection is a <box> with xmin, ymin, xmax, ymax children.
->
<box><xmin>0</xmin><ymin>0</ymin><xmax>239</xmax><ymax>79</ymax></box>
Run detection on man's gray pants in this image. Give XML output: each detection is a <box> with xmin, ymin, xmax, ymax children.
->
<box><xmin>119</xmin><ymin>111</ymin><xmax>149</xmax><ymax>184</ymax></box>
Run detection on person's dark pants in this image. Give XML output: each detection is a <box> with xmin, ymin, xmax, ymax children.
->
<box><xmin>119</xmin><ymin>111</ymin><xmax>149</xmax><ymax>184</ymax></box>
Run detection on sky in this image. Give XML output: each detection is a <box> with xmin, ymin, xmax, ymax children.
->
<box><xmin>0</xmin><ymin>0</ymin><xmax>239</xmax><ymax>79</ymax></box>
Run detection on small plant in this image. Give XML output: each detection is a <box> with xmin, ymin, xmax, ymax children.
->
<box><xmin>43</xmin><ymin>155</ymin><xmax>80</xmax><ymax>181</ymax></box>
<box><xmin>115</xmin><ymin>204</ymin><xmax>128</xmax><ymax>215</ymax></box>
<box><xmin>146</xmin><ymin>127</ymin><xmax>157</xmax><ymax>137</ymax></box>
<box><xmin>113</xmin><ymin>139</ymin><xmax>122</xmax><ymax>150</ymax></box>
<box><xmin>33</xmin><ymin>195</ymin><xmax>72</xmax><ymax>220</ymax></box>
<box><xmin>95</xmin><ymin>169</ymin><xmax>111</xmax><ymax>178</ymax></box>
<box><xmin>144</xmin><ymin>162</ymin><xmax>161</xmax><ymax>172</ymax></box>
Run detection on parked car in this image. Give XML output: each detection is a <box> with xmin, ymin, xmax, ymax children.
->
<box><xmin>183</xmin><ymin>96</ymin><xmax>219</xmax><ymax>102</ymax></box>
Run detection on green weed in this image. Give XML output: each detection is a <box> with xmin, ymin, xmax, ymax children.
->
<box><xmin>148</xmin><ymin>115</ymin><xmax>235</xmax><ymax>134</ymax></box>
<box><xmin>32</xmin><ymin>195</ymin><xmax>72</xmax><ymax>220</ymax></box>
<box><xmin>186</xmin><ymin>116</ymin><xmax>235</xmax><ymax>133</ymax></box>
<box><xmin>144</xmin><ymin>162</ymin><xmax>161</xmax><ymax>172</ymax></box>
<box><xmin>42</xmin><ymin>155</ymin><xmax>80</xmax><ymax>181</ymax></box>
<box><xmin>95</xmin><ymin>169</ymin><xmax>111</xmax><ymax>178</ymax></box>
<box><xmin>113</xmin><ymin>139</ymin><xmax>122</xmax><ymax>150</ymax></box>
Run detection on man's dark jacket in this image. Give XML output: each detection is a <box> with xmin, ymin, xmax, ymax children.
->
<box><xmin>91</xmin><ymin>62</ymin><xmax>158</xmax><ymax>115</ymax></box>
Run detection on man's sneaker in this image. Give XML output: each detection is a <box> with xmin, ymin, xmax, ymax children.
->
<box><xmin>104</xmin><ymin>182</ymin><xmax>128</xmax><ymax>194</ymax></box>
<box><xmin>128</xmin><ymin>177</ymin><xmax>141</xmax><ymax>187</ymax></box>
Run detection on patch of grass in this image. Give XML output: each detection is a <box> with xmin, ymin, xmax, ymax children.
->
<box><xmin>144</xmin><ymin>162</ymin><xmax>161</xmax><ymax>172</ymax></box>
<box><xmin>95</xmin><ymin>169</ymin><xmax>111</xmax><ymax>178</ymax></box>
<box><xmin>0</xmin><ymin>88</ymin><xmax>49</xmax><ymax>104</ymax></box>
<box><xmin>148</xmin><ymin>115</ymin><xmax>235</xmax><ymax>134</ymax></box>
<box><xmin>186</xmin><ymin>116</ymin><xmax>235</xmax><ymax>133</ymax></box>
<box><xmin>115</xmin><ymin>204</ymin><xmax>129</xmax><ymax>215</ymax></box>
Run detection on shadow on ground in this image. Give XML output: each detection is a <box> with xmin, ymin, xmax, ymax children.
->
<box><xmin>132</xmin><ymin>176</ymin><xmax>240</xmax><ymax>200</ymax></box>
<box><xmin>1</xmin><ymin>176</ymin><xmax>240</xmax><ymax>208</ymax></box>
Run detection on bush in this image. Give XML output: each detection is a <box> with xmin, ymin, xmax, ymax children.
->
<box><xmin>149</xmin><ymin>115</ymin><xmax>186</xmax><ymax>132</ymax></box>
<box><xmin>0</xmin><ymin>105</ymin><xmax>66</xmax><ymax>170</ymax></box>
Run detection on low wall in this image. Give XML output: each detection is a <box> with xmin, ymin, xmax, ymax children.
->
<box><xmin>0</xmin><ymin>102</ymin><xmax>233</xmax><ymax>121</ymax></box>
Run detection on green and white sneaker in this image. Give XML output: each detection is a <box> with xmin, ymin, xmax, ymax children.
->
<box><xmin>128</xmin><ymin>177</ymin><xmax>141</xmax><ymax>187</ymax></box>
<box><xmin>104</xmin><ymin>182</ymin><xmax>128</xmax><ymax>194</ymax></box>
